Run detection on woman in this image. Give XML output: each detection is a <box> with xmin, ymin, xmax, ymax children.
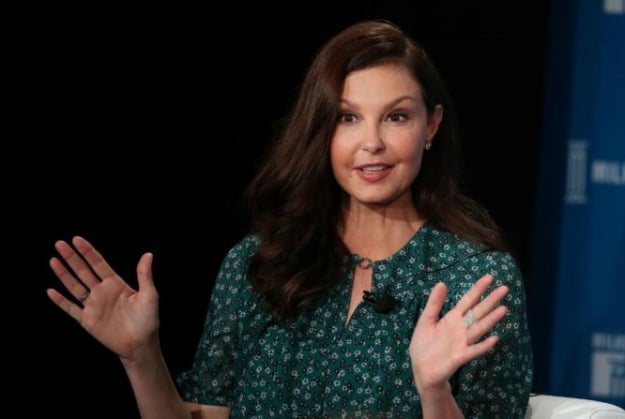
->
<box><xmin>47</xmin><ymin>19</ymin><xmax>533</xmax><ymax>418</ymax></box>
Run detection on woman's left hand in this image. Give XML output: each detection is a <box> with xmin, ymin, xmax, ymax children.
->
<box><xmin>408</xmin><ymin>274</ymin><xmax>509</xmax><ymax>394</ymax></box>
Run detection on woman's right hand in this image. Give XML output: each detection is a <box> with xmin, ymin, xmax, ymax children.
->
<box><xmin>46</xmin><ymin>236</ymin><xmax>160</xmax><ymax>362</ymax></box>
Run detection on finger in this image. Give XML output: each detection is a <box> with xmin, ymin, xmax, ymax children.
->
<box><xmin>418</xmin><ymin>282</ymin><xmax>447</xmax><ymax>325</ymax></box>
<box><xmin>46</xmin><ymin>287</ymin><xmax>82</xmax><ymax>322</ymax></box>
<box><xmin>136</xmin><ymin>252</ymin><xmax>156</xmax><ymax>293</ymax></box>
<box><xmin>465</xmin><ymin>335</ymin><xmax>500</xmax><ymax>360</ymax></box>
<box><xmin>467</xmin><ymin>305</ymin><xmax>508</xmax><ymax>343</ymax></box>
<box><xmin>54</xmin><ymin>239</ymin><xmax>101</xmax><ymax>289</ymax></box>
<box><xmin>49</xmin><ymin>255</ymin><xmax>92</xmax><ymax>303</ymax></box>
<box><xmin>72</xmin><ymin>236</ymin><xmax>120</xmax><ymax>283</ymax></box>
<box><xmin>455</xmin><ymin>274</ymin><xmax>494</xmax><ymax>314</ymax></box>
<box><xmin>471</xmin><ymin>284</ymin><xmax>509</xmax><ymax>322</ymax></box>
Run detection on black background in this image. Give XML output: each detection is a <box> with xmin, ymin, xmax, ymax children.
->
<box><xmin>18</xmin><ymin>2</ymin><xmax>549</xmax><ymax>417</ymax></box>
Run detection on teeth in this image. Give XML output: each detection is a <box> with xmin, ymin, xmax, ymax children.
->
<box><xmin>362</xmin><ymin>165</ymin><xmax>387</xmax><ymax>173</ymax></box>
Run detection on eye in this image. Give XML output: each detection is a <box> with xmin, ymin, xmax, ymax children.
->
<box><xmin>337</xmin><ymin>112</ymin><xmax>358</xmax><ymax>124</ymax></box>
<box><xmin>387</xmin><ymin>111</ymin><xmax>408</xmax><ymax>122</ymax></box>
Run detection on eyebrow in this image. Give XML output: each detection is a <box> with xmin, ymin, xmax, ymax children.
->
<box><xmin>338</xmin><ymin>95</ymin><xmax>418</xmax><ymax>110</ymax></box>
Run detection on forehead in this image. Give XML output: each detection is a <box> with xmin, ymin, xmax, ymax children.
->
<box><xmin>341</xmin><ymin>62</ymin><xmax>422</xmax><ymax>101</ymax></box>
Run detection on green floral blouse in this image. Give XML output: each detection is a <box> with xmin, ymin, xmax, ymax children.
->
<box><xmin>176</xmin><ymin>223</ymin><xmax>533</xmax><ymax>418</ymax></box>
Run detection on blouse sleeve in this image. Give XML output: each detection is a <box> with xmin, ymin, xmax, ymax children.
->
<box><xmin>451</xmin><ymin>251</ymin><xmax>534</xmax><ymax>419</ymax></box>
<box><xmin>175</xmin><ymin>236</ymin><xmax>256</xmax><ymax>406</ymax></box>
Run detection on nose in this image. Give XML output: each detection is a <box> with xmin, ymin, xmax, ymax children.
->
<box><xmin>362</xmin><ymin>125</ymin><xmax>385</xmax><ymax>154</ymax></box>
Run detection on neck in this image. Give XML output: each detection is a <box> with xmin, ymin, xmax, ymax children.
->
<box><xmin>341</xmin><ymin>207</ymin><xmax>425</xmax><ymax>262</ymax></box>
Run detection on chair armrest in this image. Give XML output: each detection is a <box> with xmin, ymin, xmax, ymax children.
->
<box><xmin>526</xmin><ymin>393</ymin><xmax>625</xmax><ymax>418</ymax></box>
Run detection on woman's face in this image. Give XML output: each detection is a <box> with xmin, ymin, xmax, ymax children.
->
<box><xmin>330</xmin><ymin>62</ymin><xmax>442</xmax><ymax>209</ymax></box>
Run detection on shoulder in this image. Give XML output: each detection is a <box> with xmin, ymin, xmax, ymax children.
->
<box><xmin>211</xmin><ymin>235</ymin><xmax>261</xmax><ymax>307</ymax></box>
<box><xmin>420</xmin><ymin>224</ymin><xmax>486</xmax><ymax>270</ymax></box>
<box><xmin>213</xmin><ymin>234</ymin><xmax>260</xmax><ymax>289</ymax></box>
<box><xmin>221</xmin><ymin>234</ymin><xmax>261</xmax><ymax>263</ymax></box>
<box><xmin>421</xmin><ymin>224</ymin><xmax>521</xmax><ymax>281</ymax></box>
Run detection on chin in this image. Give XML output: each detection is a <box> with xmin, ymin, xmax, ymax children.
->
<box><xmin>354</xmin><ymin>195</ymin><xmax>400</xmax><ymax>207</ymax></box>
<box><xmin>351</xmin><ymin>189</ymin><xmax>412</xmax><ymax>208</ymax></box>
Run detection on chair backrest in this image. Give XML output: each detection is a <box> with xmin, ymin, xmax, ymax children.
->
<box><xmin>525</xmin><ymin>393</ymin><xmax>625</xmax><ymax>419</ymax></box>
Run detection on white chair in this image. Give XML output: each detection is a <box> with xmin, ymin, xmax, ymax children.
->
<box><xmin>525</xmin><ymin>393</ymin><xmax>625</xmax><ymax>418</ymax></box>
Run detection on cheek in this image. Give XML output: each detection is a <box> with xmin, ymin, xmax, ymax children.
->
<box><xmin>394</xmin><ymin>129</ymin><xmax>423</xmax><ymax>154</ymax></box>
<box><xmin>330</xmin><ymin>134</ymin><xmax>350</xmax><ymax>169</ymax></box>
<box><xmin>409</xmin><ymin>156</ymin><xmax>424</xmax><ymax>181</ymax></box>
<box><xmin>399</xmin><ymin>143</ymin><xmax>425</xmax><ymax>180</ymax></box>
<box><xmin>329</xmin><ymin>135</ymin><xmax>357</xmax><ymax>192</ymax></box>
<box><xmin>329</xmin><ymin>138</ymin><xmax>343</xmax><ymax>181</ymax></box>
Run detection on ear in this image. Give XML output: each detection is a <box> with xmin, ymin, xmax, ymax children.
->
<box><xmin>426</xmin><ymin>104</ymin><xmax>443</xmax><ymax>142</ymax></box>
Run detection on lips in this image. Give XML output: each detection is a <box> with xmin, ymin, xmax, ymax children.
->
<box><xmin>355</xmin><ymin>164</ymin><xmax>393</xmax><ymax>181</ymax></box>
<box><xmin>360</xmin><ymin>165</ymin><xmax>389</xmax><ymax>173</ymax></box>
<box><xmin>355</xmin><ymin>163</ymin><xmax>392</xmax><ymax>171</ymax></box>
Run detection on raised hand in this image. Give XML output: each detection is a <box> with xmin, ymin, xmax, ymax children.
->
<box><xmin>46</xmin><ymin>236</ymin><xmax>160</xmax><ymax>361</ymax></box>
<box><xmin>408</xmin><ymin>274</ymin><xmax>509</xmax><ymax>393</ymax></box>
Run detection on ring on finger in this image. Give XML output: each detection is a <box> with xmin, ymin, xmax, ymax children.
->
<box><xmin>79</xmin><ymin>290</ymin><xmax>90</xmax><ymax>304</ymax></box>
<box><xmin>463</xmin><ymin>309</ymin><xmax>476</xmax><ymax>326</ymax></box>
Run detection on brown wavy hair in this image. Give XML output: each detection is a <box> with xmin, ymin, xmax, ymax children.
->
<box><xmin>246</xmin><ymin>20</ymin><xmax>507</xmax><ymax>322</ymax></box>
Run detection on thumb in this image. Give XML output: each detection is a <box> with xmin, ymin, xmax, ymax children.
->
<box><xmin>136</xmin><ymin>252</ymin><xmax>156</xmax><ymax>293</ymax></box>
<box><xmin>418</xmin><ymin>282</ymin><xmax>447</xmax><ymax>325</ymax></box>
